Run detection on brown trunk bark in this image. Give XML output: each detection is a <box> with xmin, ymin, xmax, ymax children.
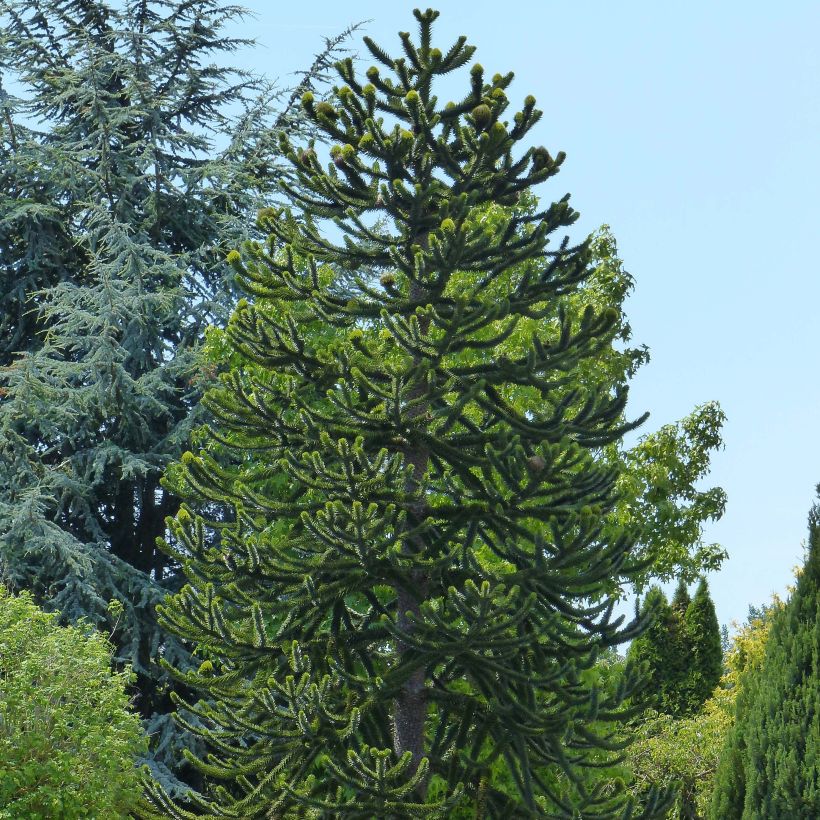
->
<box><xmin>393</xmin><ymin>272</ymin><xmax>432</xmax><ymax>794</ymax></box>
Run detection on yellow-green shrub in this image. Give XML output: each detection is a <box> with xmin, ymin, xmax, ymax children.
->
<box><xmin>0</xmin><ymin>587</ymin><xmax>147</xmax><ymax>818</ymax></box>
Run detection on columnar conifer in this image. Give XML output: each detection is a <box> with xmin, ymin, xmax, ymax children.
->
<box><xmin>629</xmin><ymin>579</ymin><xmax>721</xmax><ymax>718</ymax></box>
<box><xmin>682</xmin><ymin>578</ymin><xmax>722</xmax><ymax>710</ymax></box>
<box><xmin>627</xmin><ymin>588</ymin><xmax>679</xmax><ymax>714</ymax></box>
<box><xmin>710</xmin><ymin>504</ymin><xmax>820</xmax><ymax>819</ymax></box>
<box><xmin>671</xmin><ymin>579</ymin><xmax>691</xmax><ymax>616</ymax></box>
<box><xmin>146</xmin><ymin>9</ymin><xmax>671</xmax><ymax>818</ymax></box>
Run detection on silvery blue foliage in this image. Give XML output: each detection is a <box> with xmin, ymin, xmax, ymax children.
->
<box><xmin>0</xmin><ymin>0</ymin><xmax>356</xmax><ymax>793</ymax></box>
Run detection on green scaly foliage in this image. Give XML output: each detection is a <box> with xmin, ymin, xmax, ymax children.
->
<box><xmin>709</xmin><ymin>502</ymin><xmax>820</xmax><ymax>819</ymax></box>
<box><xmin>628</xmin><ymin>578</ymin><xmax>722</xmax><ymax>720</ymax></box>
<box><xmin>681</xmin><ymin>579</ymin><xmax>722</xmax><ymax>712</ymax></box>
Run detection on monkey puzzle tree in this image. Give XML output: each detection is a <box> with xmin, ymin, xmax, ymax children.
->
<box><xmin>146</xmin><ymin>9</ymin><xmax>670</xmax><ymax>817</ymax></box>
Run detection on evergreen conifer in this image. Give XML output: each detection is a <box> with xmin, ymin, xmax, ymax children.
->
<box><xmin>628</xmin><ymin>579</ymin><xmax>721</xmax><ymax>718</ymax></box>
<box><xmin>709</xmin><ymin>504</ymin><xmax>820</xmax><ymax>819</ymax></box>
<box><xmin>146</xmin><ymin>9</ymin><xmax>670</xmax><ymax>817</ymax></box>
<box><xmin>681</xmin><ymin>578</ymin><xmax>722</xmax><ymax>711</ymax></box>
<box><xmin>0</xmin><ymin>0</ymin><xmax>353</xmax><ymax>789</ymax></box>
<box><xmin>671</xmin><ymin>579</ymin><xmax>691</xmax><ymax>616</ymax></box>
<box><xmin>627</xmin><ymin>588</ymin><xmax>679</xmax><ymax>714</ymax></box>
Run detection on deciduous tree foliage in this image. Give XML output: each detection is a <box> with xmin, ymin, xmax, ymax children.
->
<box><xmin>710</xmin><ymin>504</ymin><xmax>820</xmax><ymax>819</ymax></box>
<box><xmin>0</xmin><ymin>0</ymin><xmax>353</xmax><ymax>789</ymax></box>
<box><xmin>146</xmin><ymin>8</ymin><xmax>673</xmax><ymax>818</ymax></box>
<box><xmin>610</xmin><ymin>403</ymin><xmax>727</xmax><ymax>592</ymax></box>
<box><xmin>0</xmin><ymin>587</ymin><xmax>147</xmax><ymax>819</ymax></box>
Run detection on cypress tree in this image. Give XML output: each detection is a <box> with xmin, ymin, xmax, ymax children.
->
<box><xmin>681</xmin><ymin>578</ymin><xmax>722</xmax><ymax>711</ymax></box>
<box><xmin>0</xmin><ymin>0</ymin><xmax>353</xmax><ymax>789</ymax></box>
<box><xmin>627</xmin><ymin>587</ymin><xmax>679</xmax><ymax>714</ymax></box>
<box><xmin>667</xmin><ymin>579</ymin><xmax>694</xmax><ymax>715</ymax></box>
<box><xmin>710</xmin><ymin>504</ymin><xmax>820</xmax><ymax>819</ymax></box>
<box><xmin>629</xmin><ymin>580</ymin><xmax>721</xmax><ymax>718</ymax></box>
<box><xmin>671</xmin><ymin>579</ymin><xmax>691</xmax><ymax>616</ymax></box>
<box><xmin>145</xmin><ymin>8</ymin><xmax>670</xmax><ymax>817</ymax></box>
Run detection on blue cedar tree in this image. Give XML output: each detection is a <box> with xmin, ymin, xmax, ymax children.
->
<box><xmin>0</xmin><ymin>0</ymin><xmax>355</xmax><ymax>790</ymax></box>
<box><xmin>146</xmin><ymin>9</ymin><xmax>672</xmax><ymax>818</ymax></box>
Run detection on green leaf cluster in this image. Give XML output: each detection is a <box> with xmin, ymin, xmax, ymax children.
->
<box><xmin>0</xmin><ymin>587</ymin><xmax>147</xmax><ymax>818</ymax></box>
<box><xmin>608</xmin><ymin>404</ymin><xmax>727</xmax><ymax>593</ymax></box>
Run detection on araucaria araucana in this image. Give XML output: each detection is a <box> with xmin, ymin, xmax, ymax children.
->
<box><xmin>147</xmin><ymin>9</ymin><xmax>670</xmax><ymax>818</ymax></box>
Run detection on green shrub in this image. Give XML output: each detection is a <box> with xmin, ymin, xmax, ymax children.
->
<box><xmin>0</xmin><ymin>587</ymin><xmax>147</xmax><ymax>818</ymax></box>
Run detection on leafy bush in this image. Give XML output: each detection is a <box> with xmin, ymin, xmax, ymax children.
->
<box><xmin>0</xmin><ymin>588</ymin><xmax>147</xmax><ymax>818</ymax></box>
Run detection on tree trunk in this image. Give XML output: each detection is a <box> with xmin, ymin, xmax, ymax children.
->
<box><xmin>393</xmin><ymin>272</ymin><xmax>431</xmax><ymax>793</ymax></box>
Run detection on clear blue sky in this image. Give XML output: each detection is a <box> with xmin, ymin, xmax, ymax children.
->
<box><xmin>227</xmin><ymin>2</ymin><xmax>820</xmax><ymax>630</ymax></box>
